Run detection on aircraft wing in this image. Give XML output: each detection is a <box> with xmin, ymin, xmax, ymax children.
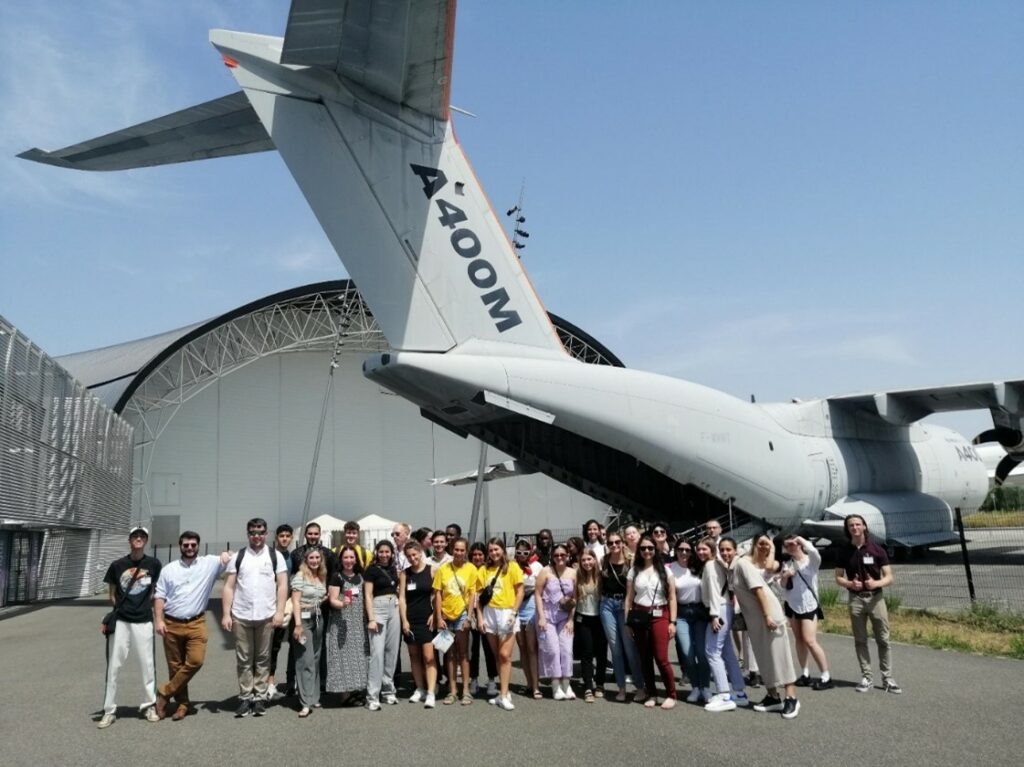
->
<box><xmin>18</xmin><ymin>92</ymin><xmax>272</xmax><ymax>171</ymax></box>
<box><xmin>281</xmin><ymin>0</ymin><xmax>454</xmax><ymax>120</ymax></box>
<box><xmin>827</xmin><ymin>380</ymin><xmax>1024</xmax><ymax>425</ymax></box>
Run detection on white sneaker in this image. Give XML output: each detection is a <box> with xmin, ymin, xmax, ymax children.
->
<box><xmin>564</xmin><ymin>684</ymin><xmax>576</xmax><ymax>701</ymax></box>
<box><xmin>144</xmin><ymin>706</ymin><xmax>160</xmax><ymax>722</ymax></box>
<box><xmin>498</xmin><ymin>695</ymin><xmax>515</xmax><ymax>711</ymax></box>
<box><xmin>855</xmin><ymin>677</ymin><xmax>872</xmax><ymax>693</ymax></box>
<box><xmin>97</xmin><ymin>713</ymin><xmax>115</xmax><ymax>729</ymax></box>
<box><xmin>408</xmin><ymin>689</ymin><xmax>424</xmax><ymax>703</ymax></box>
<box><xmin>686</xmin><ymin>688</ymin><xmax>702</xmax><ymax>704</ymax></box>
<box><xmin>469</xmin><ymin>679</ymin><xmax>479</xmax><ymax>695</ymax></box>
<box><xmin>424</xmin><ymin>693</ymin><xmax>436</xmax><ymax>709</ymax></box>
<box><xmin>553</xmin><ymin>682</ymin><xmax>567</xmax><ymax>701</ymax></box>
<box><xmin>486</xmin><ymin>679</ymin><xmax>499</xmax><ymax>697</ymax></box>
<box><xmin>367</xmin><ymin>700</ymin><xmax>381</xmax><ymax>711</ymax></box>
<box><xmin>704</xmin><ymin>694</ymin><xmax>737</xmax><ymax>713</ymax></box>
<box><xmin>383</xmin><ymin>693</ymin><xmax>398</xmax><ymax>705</ymax></box>
<box><xmin>267</xmin><ymin>683</ymin><xmax>278</xmax><ymax>698</ymax></box>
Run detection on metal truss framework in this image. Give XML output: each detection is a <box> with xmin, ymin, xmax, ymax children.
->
<box><xmin>120</xmin><ymin>282</ymin><xmax>621</xmax><ymax>518</ymax></box>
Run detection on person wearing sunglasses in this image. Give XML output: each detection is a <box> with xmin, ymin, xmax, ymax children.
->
<box><xmin>514</xmin><ymin>539</ymin><xmax>543</xmax><ymax>699</ymax></box>
<box><xmin>153</xmin><ymin>532</ymin><xmax>233</xmax><ymax>722</ymax></box>
<box><xmin>535</xmin><ymin>543</ymin><xmax>577</xmax><ymax>700</ymax></box>
<box><xmin>649</xmin><ymin>523</ymin><xmax>672</xmax><ymax>566</ymax></box>
<box><xmin>625</xmin><ymin>535</ymin><xmax>677</xmax><ymax>709</ymax></box>
<box><xmin>599</xmin><ymin>533</ymin><xmax>644</xmax><ymax>702</ymax></box>
<box><xmin>669</xmin><ymin>539</ymin><xmax>711</xmax><ymax>704</ymax></box>
<box><xmin>221</xmin><ymin>518</ymin><xmax>289</xmax><ymax>717</ymax></box>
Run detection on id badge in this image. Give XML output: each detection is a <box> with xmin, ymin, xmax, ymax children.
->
<box><xmin>862</xmin><ymin>556</ymin><xmax>875</xmax><ymax>565</ymax></box>
<box><xmin>652</xmin><ymin>608</ymin><xmax>663</xmax><ymax>617</ymax></box>
<box><xmin>575</xmin><ymin>614</ymin><xmax>582</xmax><ymax>623</ymax></box>
<box><xmin>407</xmin><ymin>582</ymin><xmax>417</xmax><ymax>591</ymax></box>
<box><xmin>301</xmin><ymin>611</ymin><xmax>311</xmax><ymax>620</ymax></box>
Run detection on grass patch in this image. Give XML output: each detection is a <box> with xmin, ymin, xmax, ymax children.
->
<box><xmin>962</xmin><ymin>510</ymin><xmax>1024</xmax><ymax>528</ymax></box>
<box><xmin>821</xmin><ymin>601</ymin><xmax>1024</xmax><ymax>659</ymax></box>
<box><xmin>818</xmin><ymin>586</ymin><xmax>840</xmax><ymax>609</ymax></box>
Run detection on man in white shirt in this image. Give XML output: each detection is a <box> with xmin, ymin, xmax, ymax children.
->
<box><xmin>153</xmin><ymin>531</ymin><xmax>232</xmax><ymax>721</ymax></box>
<box><xmin>221</xmin><ymin>517</ymin><xmax>288</xmax><ymax>717</ymax></box>
<box><xmin>391</xmin><ymin>522</ymin><xmax>411</xmax><ymax>571</ymax></box>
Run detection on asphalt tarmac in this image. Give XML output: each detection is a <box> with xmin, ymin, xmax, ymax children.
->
<box><xmin>1</xmin><ymin>595</ymin><xmax>1020</xmax><ymax>767</ymax></box>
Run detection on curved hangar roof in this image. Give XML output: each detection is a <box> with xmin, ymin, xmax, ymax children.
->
<box><xmin>57</xmin><ymin>280</ymin><xmax>623</xmax><ymax>413</ymax></box>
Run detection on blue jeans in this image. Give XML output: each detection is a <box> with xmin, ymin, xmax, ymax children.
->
<box><xmin>675</xmin><ymin>603</ymin><xmax>710</xmax><ymax>688</ymax></box>
<box><xmin>599</xmin><ymin>596</ymin><xmax>643</xmax><ymax>690</ymax></box>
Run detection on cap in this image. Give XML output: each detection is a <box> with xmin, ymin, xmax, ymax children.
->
<box><xmin>129</xmin><ymin>525</ymin><xmax>150</xmax><ymax>538</ymax></box>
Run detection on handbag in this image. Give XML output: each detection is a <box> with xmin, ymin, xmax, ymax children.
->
<box><xmin>478</xmin><ymin>570</ymin><xmax>500</xmax><ymax>608</ymax></box>
<box><xmin>732</xmin><ymin>611</ymin><xmax>747</xmax><ymax>632</ymax></box>
<box><xmin>626</xmin><ymin>609</ymin><xmax>651</xmax><ymax>628</ymax></box>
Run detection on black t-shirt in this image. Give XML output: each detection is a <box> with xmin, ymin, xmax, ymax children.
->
<box><xmin>601</xmin><ymin>561</ymin><xmax>629</xmax><ymax>598</ymax></box>
<box><xmin>291</xmin><ymin>544</ymin><xmax>339</xmax><ymax>579</ymax></box>
<box><xmin>104</xmin><ymin>554</ymin><xmax>162</xmax><ymax>623</ymax></box>
<box><xmin>329</xmin><ymin>571</ymin><xmax>363</xmax><ymax>595</ymax></box>
<box><xmin>364</xmin><ymin>564</ymin><xmax>398</xmax><ymax>596</ymax></box>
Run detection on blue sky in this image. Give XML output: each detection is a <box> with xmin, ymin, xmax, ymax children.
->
<box><xmin>1</xmin><ymin>1</ymin><xmax>1021</xmax><ymax>439</ymax></box>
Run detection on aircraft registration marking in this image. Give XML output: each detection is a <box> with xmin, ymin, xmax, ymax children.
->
<box><xmin>410</xmin><ymin>164</ymin><xmax>522</xmax><ymax>333</ymax></box>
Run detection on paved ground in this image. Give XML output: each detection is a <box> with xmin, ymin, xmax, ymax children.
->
<box><xmin>1</xmin><ymin>595</ymin><xmax>1021</xmax><ymax>767</ymax></box>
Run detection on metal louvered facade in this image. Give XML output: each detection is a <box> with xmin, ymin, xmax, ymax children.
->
<box><xmin>0</xmin><ymin>315</ymin><xmax>133</xmax><ymax>605</ymax></box>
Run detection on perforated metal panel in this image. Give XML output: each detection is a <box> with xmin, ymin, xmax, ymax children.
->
<box><xmin>0</xmin><ymin>316</ymin><xmax>133</xmax><ymax>603</ymax></box>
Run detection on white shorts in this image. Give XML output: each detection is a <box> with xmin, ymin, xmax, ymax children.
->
<box><xmin>482</xmin><ymin>606</ymin><xmax>520</xmax><ymax>636</ymax></box>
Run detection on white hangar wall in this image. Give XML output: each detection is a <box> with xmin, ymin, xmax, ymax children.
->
<box><xmin>140</xmin><ymin>348</ymin><xmax>601</xmax><ymax>545</ymax></box>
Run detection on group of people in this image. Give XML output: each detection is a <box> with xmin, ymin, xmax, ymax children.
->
<box><xmin>97</xmin><ymin>513</ymin><xmax>901</xmax><ymax>727</ymax></box>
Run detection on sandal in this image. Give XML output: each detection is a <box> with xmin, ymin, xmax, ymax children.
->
<box><xmin>532</xmin><ymin>690</ymin><xmax>543</xmax><ymax>700</ymax></box>
<box><xmin>298</xmin><ymin>707</ymin><xmax>311</xmax><ymax>718</ymax></box>
<box><xmin>442</xmin><ymin>693</ymin><xmax>458</xmax><ymax>705</ymax></box>
<box><xmin>584</xmin><ymin>690</ymin><xmax>595</xmax><ymax>703</ymax></box>
<box><xmin>460</xmin><ymin>694</ymin><xmax>473</xmax><ymax>706</ymax></box>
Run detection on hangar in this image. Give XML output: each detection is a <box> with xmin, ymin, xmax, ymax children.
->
<box><xmin>57</xmin><ymin>281</ymin><xmax>622</xmax><ymax>551</ymax></box>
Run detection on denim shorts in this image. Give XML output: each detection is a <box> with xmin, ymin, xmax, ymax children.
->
<box><xmin>445</xmin><ymin>611</ymin><xmax>468</xmax><ymax>632</ymax></box>
<box><xmin>518</xmin><ymin>595</ymin><xmax>536</xmax><ymax>625</ymax></box>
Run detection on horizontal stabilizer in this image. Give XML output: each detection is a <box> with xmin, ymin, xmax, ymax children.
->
<box><xmin>429</xmin><ymin>459</ymin><xmax>538</xmax><ymax>487</ymax></box>
<box><xmin>18</xmin><ymin>92</ymin><xmax>272</xmax><ymax>171</ymax></box>
<box><xmin>282</xmin><ymin>0</ymin><xmax>454</xmax><ymax>120</ymax></box>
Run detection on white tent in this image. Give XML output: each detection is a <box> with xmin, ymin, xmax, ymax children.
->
<box><xmin>356</xmin><ymin>513</ymin><xmax>399</xmax><ymax>548</ymax></box>
<box><xmin>307</xmin><ymin>513</ymin><xmax>348</xmax><ymax>535</ymax></box>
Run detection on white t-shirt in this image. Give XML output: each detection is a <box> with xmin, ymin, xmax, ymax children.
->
<box><xmin>226</xmin><ymin>546</ymin><xmax>288</xmax><ymax>621</ymax></box>
<box><xmin>668</xmin><ymin>561</ymin><xmax>702</xmax><ymax>604</ymax></box>
<box><xmin>521</xmin><ymin>560</ymin><xmax>543</xmax><ymax>593</ymax></box>
<box><xmin>627</xmin><ymin>565</ymin><xmax>668</xmax><ymax>607</ymax></box>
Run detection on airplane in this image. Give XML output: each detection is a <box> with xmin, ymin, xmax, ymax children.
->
<box><xmin>19</xmin><ymin>0</ymin><xmax>1024</xmax><ymax>548</ymax></box>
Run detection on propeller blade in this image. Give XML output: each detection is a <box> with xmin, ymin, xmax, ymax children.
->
<box><xmin>994</xmin><ymin>454</ymin><xmax>1022</xmax><ymax>486</ymax></box>
<box><xmin>973</xmin><ymin>427</ymin><xmax>1022</xmax><ymax>447</ymax></box>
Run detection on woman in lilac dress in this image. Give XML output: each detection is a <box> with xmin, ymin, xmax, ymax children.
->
<box><xmin>534</xmin><ymin>543</ymin><xmax>577</xmax><ymax>700</ymax></box>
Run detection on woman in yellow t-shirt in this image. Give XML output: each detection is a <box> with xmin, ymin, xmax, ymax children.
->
<box><xmin>432</xmin><ymin>537</ymin><xmax>477</xmax><ymax>705</ymax></box>
<box><xmin>475</xmin><ymin>538</ymin><xmax>524</xmax><ymax>710</ymax></box>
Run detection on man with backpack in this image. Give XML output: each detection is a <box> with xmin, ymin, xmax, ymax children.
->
<box><xmin>221</xmin><ymin>517</ymin><xmax>288</xmax><ymax>717</ymax></box>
